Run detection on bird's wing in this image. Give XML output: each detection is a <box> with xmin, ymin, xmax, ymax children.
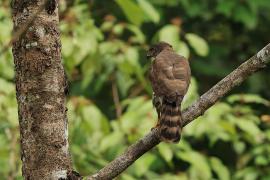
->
<box><xmin>172</xmin><ymin>54</ymin><xmax>191</xmax><ymax>94</ymax></box>
<box><xmin>151</xmin><ymin>50</ymin><xmax>190</xmax><ymax>102</ymax></box>
<box><xmin>151</xmin><ymin>51</ymin><xmax>174</xmax><ymax>98</ymax></box>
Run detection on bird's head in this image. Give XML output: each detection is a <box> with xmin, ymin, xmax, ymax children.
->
<box><xmin>146</xmin><ymin>41</ymin><xmax>172</xmax><ymax>59</ymax></box>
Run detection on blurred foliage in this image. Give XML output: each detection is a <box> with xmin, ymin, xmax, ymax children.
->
<box><xmin>0</xmin><ymin>0</ymin><xmax>270</xmax><ymax>179</ymax></box>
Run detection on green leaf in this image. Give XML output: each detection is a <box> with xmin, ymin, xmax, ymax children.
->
<box><xmin>177</xmin><ymin>41</ymin><xmax>190</xmax><ymax>58</ymax></box>
<box><xmin>158</xmin><ymin>143</ymin><xmax>173</xmax><ymax>163</ymax></box>
<box><xmin>227</xmin><ymin>94</ymin><xmax>270</xmax><ymax>106</ymax></box>
<box><xmin>120</xmin><ymin>97</ymin><xmax>154</xmax><ymax>137</ymax></box>
<box><xmin>99</xmin><ymin>131</ymin><xmax>124</xmax><ymax>152</ymax></box>
<box><xmin>133</xmin><ymin>153</ymin><xmax>156</xmax><ymax>177</ymax></box>
<box><xmin>186</xmin><ymin>33</ymin><xmax>209</xmax><ymax>56</ymax></box>
<box><xmin>179</xmin><ymin>0</ymin><xmax>203</xmax><ymax>18</ymax></box>
<box><xmin>176</xmin><ymin>139</ymin><xmax>192</xmax><ymax>151</ymax></box>
<box><xmin>255</xmin><ymin>155</ymin><xmax>268</xmax><ymax>166</ymax></box>
<box><xmin>182</xmin><ymin>77</ymin><xmax>199</xmax><ymax>109</ymax></box>
<box><xmin>116</xmin><ymin>0</ymin><xmax>145</xmax><ymax>26</ymax></box>
<box><xmin>158</xmin><ymin>25</ymin><xmax>180</xmax><ymax>48</ymax></box>
<box><xmin>126</xmin><ymin>24</ymin><xmax>146</xmax><ymax>43</ymax></box>
<box><xmin>0</xmin><ymin>78</ymin><xmax>15</xmax><ymax>95</ymax></box>
<box><xmin>235</xmin><ymin>119</ymin><xmax>261</xmax><ymax>137</ymax></box>
<box><xmin>7</xmin><ymin>107</ymin><xmax>18</xmax><ymax>127</ymax></box>
<box><xmin>81</xmin><ymin>55</ymin><xmax>100</xmax><ymax>89</ymax></box>
<box><xmin>233</xmin><ymin>6</ymin><xmax>257</xmax><ymax>29</ymax></box>
<box><xmin>177</xmin><ymin>151</ymin><xmax>211</xmax><ymax>179</ymax></box>
<box><xmin>100</xmin><ymin>21</ymin><xmax>114</xmax><ymax>31</ymax></box>
<box><xmin>125</xmin><ymin>47</ymin><xmax>140</xmax><ymax>67</ymax></box>
<box><xmin>216</xmin><ymin>0</ymin><xmax>236</xmax><ymax>17</ymax></box>
<box><xmin>120</xmin><ymin>174</ymin><xmax>137</xmax><ymax>180</ymax></box>
<box><xmin>233</xmin><ymin>141</ymin><xmax>246</xmax><ymax>154</ymax></box>
<box><xmin>0</xmin><ymin>54</ymin><xmax>14</xmax><ymax>80</ymax></box>
<box><xmin>137</xmin><ymin>0</ymin><xmax>160</xmax><ymax>23</ymax></box>
<box><xmin>210</xmin><ymin>157</ymin><xmax>230</xmax><ymax>180</ymax></box>
<box><xmin>81</xmin><ymin>105</ymin><xmax>110</xmax><ymax>135</ymax></box>
<box><xmin>112</xmin><ymin>24</ymin><xmax>124</xmax><ymax>35</ymax></box>
<box><xmin>235</xmin><ymin>167</ymin><xmax>259</xmax><ymax>180</ymax></box>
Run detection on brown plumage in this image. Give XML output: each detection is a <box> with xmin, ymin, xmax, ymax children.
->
<box><xmin>147</xmin><ymin>42</ymin><xmax>191</xmax><ymax>143</ymax></box>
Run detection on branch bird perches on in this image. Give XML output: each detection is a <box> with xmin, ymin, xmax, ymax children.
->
<box><xmin>87</xmin><ymin>43</ymin><xmax>270</xmax><ymax>180</ymax></box>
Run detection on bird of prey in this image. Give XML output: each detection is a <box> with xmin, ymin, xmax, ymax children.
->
<box><xmin>147</xmin><ymin>42</ymin><xmax>191</xmax><ymax>143</ymax></box>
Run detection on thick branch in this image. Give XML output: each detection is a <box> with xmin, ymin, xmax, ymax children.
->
<box><xmin>87</xmin><ymin>43</ymin><xmax>270</xmax><ymax>180</ymax></box>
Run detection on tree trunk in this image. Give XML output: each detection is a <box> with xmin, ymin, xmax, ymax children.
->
<box><xmin>12</xmin><ymin>0</ymin><xmax>73</xmax><ymax>179</ymax></box>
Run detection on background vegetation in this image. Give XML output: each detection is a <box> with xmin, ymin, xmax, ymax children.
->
<box><xmin>0</xmin><ymin>0</ymin><xmax>270</xmax><ymax>179</ymax></box>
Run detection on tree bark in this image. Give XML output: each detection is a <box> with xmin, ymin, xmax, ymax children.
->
<box><xmin>12</xmin><ymin>0</ymin><xmax>73</xmax><ymax>179</ymax></box>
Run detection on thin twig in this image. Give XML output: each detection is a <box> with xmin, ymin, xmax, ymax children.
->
<box><xmin>112</xmin><ymin>78</ymin><xmax>122</xmax><ymax>118</ymax></box>
<box><xmin>87</xmin><ymin>43</ymin><xmax>270</xmax><ymax>180</ymax></box>
<box><xmin>128</xmin><ymin>85</ymin><xmax>144</xmax><ymax>98</ymax></box>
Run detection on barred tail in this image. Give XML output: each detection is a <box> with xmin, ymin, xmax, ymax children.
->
<box><xmin>159</xmin><ymin>101</ymin><xmax>182</xmax><ymax>143</ymax></box>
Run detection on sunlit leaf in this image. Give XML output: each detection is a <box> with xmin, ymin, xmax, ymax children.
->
<box><xmin>81</xmin><ymin>105</ymin><xmax>110</xmax><ymax>135</ymax></box>
<box><xmin>235</xmin><ymin>167</ymin><xmax>259</xmax><ymax>180</ymax></box>
<box><xmin>99</xmin><ymin>131</ymin><xmax>124</xmax><ymax>152</ymax></box>
<box><xmin>210</xmin><ymin>157</ymin><xmax>230</xmax><ymax>180</ymax></box>
<box><xmin>255</xmin><ymin>155</ymin><xmax>268</xmax><ymax>166</ymax></box>
<box><xmin>186</xmin><ymin>33</ymin><xmax>209</xmax><ymax>56</ymax></box>
<box><xmin>126</xmin><ymin>24</ymin><xmax>146</xmax><ymax>43</ymax></box>
<box><xmin>182</xmin><ymin>77</ymin><xmax>198</xmax><ymax>109</ymax></box>
<box><xmin>0</xmin><ymin>54</ymin><xmax>14</xmax><ymax>80</ymax></box>
<box><xmin>235</xmin><ymin>119</ymin><xmax>261</xmax><ymax>137</ymax></box>
<box><xmin>116</xmin><ymin>0</ymin><xmax>145</xmax><ymax>26</ymax></box>
<box><xmin>137</xmin><ymin>0</ymin><xmax>160</xmax><ymax>23</ymax></box>
<box><xmin>177</xmin><ymin>151</ymin><xmax>211</xmax><ymax>179</ymax></box>
<box><xmin>158</xmin><ymin>143</ymin><xmax>173</xmax><ymax>163</ymax></box>
<box><xmin>0</xmin><ymin>78</ymin><xmax>14</xmax><ymax>94</ymax></box>
<box><xmin>120</xmin><ymin>173</ymin><xmax>137</xmax><ymax>180</ymax></box>
<box><xmin>158</xmin><ymin>25</ymin><xmax>180</xmax><ymax>48</ymax></box>
<box><xmin>177</xmin><ymin>41</ymin><xmax>190</xmax><ymax>58</ymax></box>
<box><xmin>227</xmin><ymin>94</ymin><xmax>270</xmax><ymax>106</ymax></box>
<box><xmin>113</xmin><ymin>24</ymin><xmax>124</xmax><ymax>35</ymax></box>
<box><xmin>233</xmin><ymin>141</ymin><xmax>246</xmax><ymax>154</ymax></box>
<box><xmin>100</xmin><ymin>21</ymin><xmax>114</xmax><ymax>31</ymax></box>
<box><xmin>133</xmin><ymin>153</ymin><xmax>156</xmax><ymax>177</ymax></box>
